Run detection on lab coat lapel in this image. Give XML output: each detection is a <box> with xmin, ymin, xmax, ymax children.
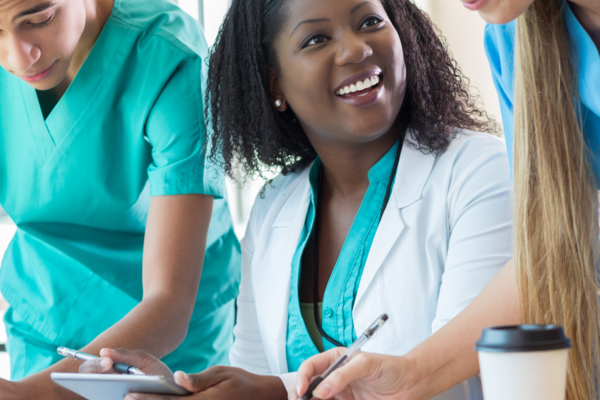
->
<box><xmin>252</xmin><ymin>168</ymin><xmax>312</xmax><ymax>374</ymax></box>
<box><xmin>355</xmin><ymin>135</ymin><xmax>436</xmax><ymax>308</ymax></box>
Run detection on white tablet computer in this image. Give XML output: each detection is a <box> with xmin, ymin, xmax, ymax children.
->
<box><xmin>51</xmin><ymin>373</ymin><xmax>192</xmax><ymax>400</ymax></box>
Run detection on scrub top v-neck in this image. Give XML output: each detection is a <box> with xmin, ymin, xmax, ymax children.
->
<box><xmin>0</xmin><ymin>0</ymin><xmax>240</xmax><ymax>378</ymax></box>
<box><xmin>286</xmin><ymin>141</ymin><xmax>400</xmax><ymax>372</ymax></box>
<box><xmin>485</xmin><ymin>1</ymin><xmax>600</xmax><ymax>181</ymax></box>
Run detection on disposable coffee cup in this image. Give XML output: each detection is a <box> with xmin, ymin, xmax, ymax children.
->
<box><xmin>475</xmin><ymin>325</ymin><xmax>571</xmax><ymax>400</ymax></box>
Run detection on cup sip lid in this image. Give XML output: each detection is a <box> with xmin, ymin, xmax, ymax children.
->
<box><xmin>475</xmin><ymin>325</ymin><xmax>572</xmax><ymax>353</ymax></box>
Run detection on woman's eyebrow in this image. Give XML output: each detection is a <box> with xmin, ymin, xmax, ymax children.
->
<box><xmin>12</xmin><ymin>1</ymin><xmax>56</xmax><ymax>23</ymax></box>
<box><xmin>351</xmin><ymin>2</ymin><xmax>371</xmax><ymax>15</ymax></box>
<box><xmin>290</xmin><ymin>18</ymin><xmax>330</xmax><ymax>37</ymax></box>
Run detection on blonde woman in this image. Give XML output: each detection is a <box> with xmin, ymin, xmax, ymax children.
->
<box><xmin>293</xmin><ymin>1</ymin><xmax>600</xmax><ymax>399</ymax></box>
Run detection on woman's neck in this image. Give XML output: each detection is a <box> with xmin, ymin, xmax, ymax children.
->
<box><xmin>53</xmin><ymin>0</ymin><xmax>114</xmax><ymax>98</ymax></box>
<box><xmin>313</xmin><ymin>126</ymin><xmax>402</xmax><ymax>200</ymax></box>
<box><xmin>570</xmin><ymin>0</ymin><xmax>600</xmax><ymax>50</ymax></box>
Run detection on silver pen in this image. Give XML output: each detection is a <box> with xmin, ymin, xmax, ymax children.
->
<box><xmin>300</xmin><ymin>314</ymin><xmax>389</xmax><ymax>400</ymax></box>
<box><xmin>57</xmin><ymin>347</ymin><xmax>145</xmax><ymax>375</ymax></box>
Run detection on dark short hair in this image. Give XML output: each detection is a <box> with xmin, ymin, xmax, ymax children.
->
<box><xmin>205</xmin><ymin>0</ymin><xmax>498</xmax><ymax>180</ymax></box>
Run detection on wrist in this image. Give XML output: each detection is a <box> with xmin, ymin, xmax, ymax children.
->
<box><xmin>257</xmin><ymin>375</ymin><xmax>288</xmax><ymax>400</ymax></box>
<box><xmin>3</xmin><ymin>379</ymin><xmax>26</xmax><ymax>400</ymax></box>
<box><xmin>399</xmin><ymin>354</ymin><xmax>420</xmax><ymax>391</ymax></box>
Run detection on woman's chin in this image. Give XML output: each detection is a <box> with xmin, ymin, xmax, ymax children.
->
<box><xmin>476</xmin><ymin>0</ymin><xmax>535</xmax><ymax>25</ymax></box>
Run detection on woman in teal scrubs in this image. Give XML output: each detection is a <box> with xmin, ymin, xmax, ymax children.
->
<box><xmin>292</xmin><ymin>1</ymin><xmax>600</xmax><ymax>399</ymax></box>
<box><xmin>0</xmin><ymin>0</ymin><xmax>240</xmax><ymax>398</ymax></box>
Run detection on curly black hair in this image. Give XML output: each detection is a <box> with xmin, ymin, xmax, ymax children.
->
<box><xmin>206</xmin><ymin>0</ymin><xmax>498</xmax><ymax>180</ymax></box>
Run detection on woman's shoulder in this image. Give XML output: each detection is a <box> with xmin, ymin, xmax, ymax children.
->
<box><xmin>244</xmin><ymin>166</ymin><xmax>312</xmax><ymax>231</ymax></box>
<box><xmin>111</xmin><ymin>0</ymin><xmax>208</xmax><ymax>59</ymax></box>
<box><xmin>447</xmin><ymin>129</ymin><xmax>507</xmax><ymax>155</ymax></box>
<box><xmin>436</xmin><ymin>129</ymin><xmax>510</xmax><ymax>183</ymax></box>
<box><xmin>253</xmin><ymin>167</ymin><xmax>312</xmax><ymax>210</ymax></box>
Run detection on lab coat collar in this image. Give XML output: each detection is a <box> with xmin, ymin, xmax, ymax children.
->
<box><xmin>254</xmin><ymin>166</ymin><xmax>312</xmax><ymax>374</ymax></box>
<box><xmin>394</xmin><ymin>129</ymin><xmax>436</xmax><ymax>209</ymax></box>
<box><xmin>356</xmin><ymin>131</ymin><xmax>436</xmax><ymax>308</ymax></box>
<box><xmin>272</xmin><ymin>163</ymin><xmax>315</xmax><ymax>229</ymax></box>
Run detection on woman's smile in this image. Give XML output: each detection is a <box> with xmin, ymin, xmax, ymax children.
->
<box><xmin>334</xmin><ymin>70</ymin><xmax>384</xmax><ymax>107</ymax></box>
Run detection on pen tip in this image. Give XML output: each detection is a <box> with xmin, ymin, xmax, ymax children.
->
<box><xmin>381</xmin><ymin>314</ymin><xmax>389</xmax><ymax>322</ymax></box>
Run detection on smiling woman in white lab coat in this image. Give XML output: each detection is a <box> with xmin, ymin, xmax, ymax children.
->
<box><xmin>82</xmin><ymin>0</ymin><xmax>512</xmax><ymax>399</ymax></box>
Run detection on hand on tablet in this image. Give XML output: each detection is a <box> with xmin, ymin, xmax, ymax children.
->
<box><xmin>292</xmin><ymin>348</ymin><xmax>413</xmax><ymax>400</ymax></box>
<box><xmin>79</xmin><ymin>348</ymin><xmax>173</xmax><ymax>379</ymax></box>
<box><xmin>123</xmin><ymin>366</ymin><xmax>288</xmax><ymax>400</ymax></box>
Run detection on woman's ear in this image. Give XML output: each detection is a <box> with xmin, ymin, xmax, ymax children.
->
<box><xmin>267</xmin><ymin>67</ymin><xmax>288</xmax><ymax>112</ymax></box>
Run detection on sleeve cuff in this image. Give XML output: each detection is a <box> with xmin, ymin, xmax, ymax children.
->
<box><xmin>148</xmin><ymin>174</ymin><xmax>225</xmax><ymax>198</ymax></box>
<box><xmin>279</xmin><ymin>372</ymin><xmax>298</xmax><ymax>395</ymax></box>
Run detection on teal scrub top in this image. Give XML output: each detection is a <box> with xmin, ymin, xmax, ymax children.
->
<box><xmin>286</xmin><ymin>142</ymin><xmax>399</xmax><ymax>372</ymax></box>
<box><xmin>484</xmin><ymin>1</ymin><xmax>600</xmax><ymax>180</ymax></box>
<box><xmin>0</xmin><ymin>0</ymin><xmax>240</xmax><ymax>375</ymax></box>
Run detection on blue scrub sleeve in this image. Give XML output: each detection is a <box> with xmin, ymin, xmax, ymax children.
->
<box><xmin>145</xmin><ymin>55</ymin><xmax>225</xmax><ymax>198</ymax></box>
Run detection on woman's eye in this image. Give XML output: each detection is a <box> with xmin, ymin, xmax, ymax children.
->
<box><xmin>361</xmin><ymin>16</ymin><xmax>382</xmax><ymax>29</ymax></box>
<box><xmin>26</xmin><ymin>14</ymin><xmax>54</xmax><ymax>29</ymax></box>
<box><xmin>304</xmin><ymin>35</ymin><xmax>328</xmax><ymax>48</ymax></box>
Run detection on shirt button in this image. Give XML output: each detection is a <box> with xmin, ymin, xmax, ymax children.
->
<box><xmin>323</xmin><ymin>308</ymin><xmax>333</xmax><ymax>318</ymax></box>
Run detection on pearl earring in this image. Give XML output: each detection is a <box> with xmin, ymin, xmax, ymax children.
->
<box><xmin>274</xmin><ymin>99</ymin><xmax>282</xmax><ymax>108</ymax></box>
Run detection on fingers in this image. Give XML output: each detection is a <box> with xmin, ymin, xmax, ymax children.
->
<box><xmin>100</xmin><ymin>348</ymin><xmax>157</xmax><ymax>367</ymax></box>
<box><xmin>100</xmin><ymin>349</ymin><xmax>155</xmax><ymax>365</ymax></box>
<box><xmin>293</xmin><ymin>348</ymin><xmax>347</xmax><ymax>399</ymax></box>
<box><xmin>79</xmin><ymin>357</ymin><xmax>114</xmax><ymax>374</ymax></box>
<box><xmin>311</xmin><ymin>353</ymin><xmax>373</xmax><ymax>399</ymax></box>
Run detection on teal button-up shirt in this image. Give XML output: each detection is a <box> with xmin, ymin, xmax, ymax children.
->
<box><xmin>286</xmin><ymin>141</ymin><xmax>399</xmax><ymax>372</ymax></box>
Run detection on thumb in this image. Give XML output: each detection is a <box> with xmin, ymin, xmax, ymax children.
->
<box><xmin>312</xmin><ymin>353</ymin><xmax>373</xmax><ymax>399</ymax></box>
<box><xmin>174</xmin><ymin>370</ymin><xmax>218</xmax><ymax>393</ymax></box>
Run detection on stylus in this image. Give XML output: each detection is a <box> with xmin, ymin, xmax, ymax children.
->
<box><xmin>57</xmin><ymin>347</ymin><xmax>145</xmax><ymax>375</ymax></box>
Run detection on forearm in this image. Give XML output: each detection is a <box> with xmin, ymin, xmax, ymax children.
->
<box><xmin>403</xmin><ymin>261</ymin><xmax>519</xmax><ymax>400</ymax></box>
<box><xmin>10</xmin><ymin>294</ymin><xmax>195</xmax><ymax>400</ymax></box>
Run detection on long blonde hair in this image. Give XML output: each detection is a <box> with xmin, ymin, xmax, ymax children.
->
<box><xmin>514</xmin><ymin>1</ymin><xmax>600</xmax><ymax>398</ymax></box>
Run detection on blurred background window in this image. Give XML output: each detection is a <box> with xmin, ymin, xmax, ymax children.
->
<box><xmin>0</xmin><ymin>0</ymin><xmax>503</xmax><ymax>381</ymax></box>
<box><xmin>0</xmin><ymin>207</ymin><xmax>16</xmax><ymax>380</ymax></box>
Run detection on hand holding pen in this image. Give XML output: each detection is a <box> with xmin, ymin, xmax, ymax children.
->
<box><xmin>58</xmin><ymin>347</ymin><xmax>145</xmax><ymax>375</ymax></box>
<box><xmin>295</xmin><ymin>314</ymin><xmax>389</xmax><ymax>400</ymax></box>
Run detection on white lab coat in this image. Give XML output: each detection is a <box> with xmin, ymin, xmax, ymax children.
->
<box><xmin>230</xmin><ymin>130</ymin><xmax>513</xmax><ymax>400</ymax></box>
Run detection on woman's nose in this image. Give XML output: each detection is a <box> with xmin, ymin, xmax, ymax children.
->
<box><xmin>334</xmin><ymin>34</ymin><xmax>373</xmax><ymax>66</ymax></box>
<box><xmin>7</xmin><ymin>36</ymin><xmax>41</xmax><ymax>73</ymax></box>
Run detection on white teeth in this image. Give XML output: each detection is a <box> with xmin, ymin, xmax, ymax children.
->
<box><xmin>336</xmin><ymin>75</ymin><xmax>381</xmax><ymax>96</ymax></box>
